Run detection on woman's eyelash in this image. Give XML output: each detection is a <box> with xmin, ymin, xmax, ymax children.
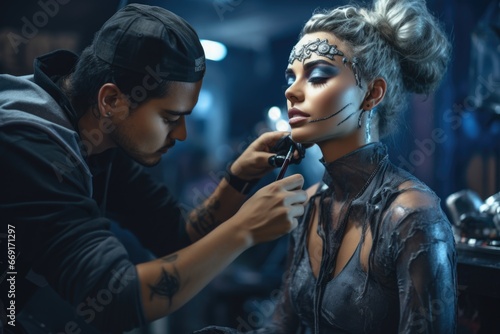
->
<box><xmin>309</xmin><ymin>77</ymin><xmax>328</xmax><ymax>86</ymax></box>
<box><xmin>312</xmin><ymin>82</ymin><xmax>327</xmax><ymax>87</ymax></box>
<box><xmin>309</xmin><ymin>76</ymin><xmax>327</xmax><ymax>82</ymax></box>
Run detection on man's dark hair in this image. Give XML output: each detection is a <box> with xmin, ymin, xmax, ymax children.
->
<box><xmin>69</xmin><ymin>45</ymin><xmax>170</xmax><ymax>118</ymax></box>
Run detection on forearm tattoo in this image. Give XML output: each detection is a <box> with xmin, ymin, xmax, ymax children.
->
<box><xmin>148</xmin><ymin>266</ymin><xmax>180</xmax><ymax>306</ymax></box>
<box><xmin>161</xmin><ymin>254</ymin><xmax>178</xmax><ymax>263</ymax></box>
<box><xmin>189</xmin><ymin>197</ymin><xmax>222</xmax><ymax>236</ymax></box>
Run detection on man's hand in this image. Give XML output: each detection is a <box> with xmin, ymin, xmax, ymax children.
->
<box><xmin>229</xmin><ymin>131</ymin><xmax>290</xmax><ymax>181</ymax></box>
<box><xmin>232</xmin><ymin>173</ymin><xmax>307</xmax><ymax>245</ymax></box>
<box><xmin>138</xmin><ymin>174</ymin><xmax>306</xmax><ymax>322</ymax></box>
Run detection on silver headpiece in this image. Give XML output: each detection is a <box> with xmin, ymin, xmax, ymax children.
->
<box><xmin>288</xmin><ymin>38</ymin><xmax>344</xmax><ymax>64</ymax></box>
<box><xmin>288</xmin><ymin>38</ymin><xmax>362</xmax><ymax>88</ymax></box>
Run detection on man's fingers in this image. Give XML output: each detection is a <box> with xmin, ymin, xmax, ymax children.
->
<box><xmin>287</xmin><ymin>217</ymin><xmax>299</xmax><ymax>232</ymax></box>
<box><xmin>258</xmin><ymin>131</ymin><xmax>290</xmax><ymax>151</ymax></box>
<box><xmin>289</xmin><ymin>202</ymin><xmax>305</xmax><ymax>218</ymax></box>
<box><xmin>275</xmin><ymin>174</ymin><xmax>305</xmax><ymax>191</ymax></box>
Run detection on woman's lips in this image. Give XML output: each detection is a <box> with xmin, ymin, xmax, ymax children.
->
<box><xmin>288</xmin><ymin>108</ymin><xmax>310</xmax><ymax>125</ymax></box>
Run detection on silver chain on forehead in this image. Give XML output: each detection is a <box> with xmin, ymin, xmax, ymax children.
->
<box><xmin>288</xmin><ymin>38</ymin><xmax>362</xmax><ymax>88</ymax></box>
<box><xmin>288</xmin><ymin>38</ymin><xmax>344</xmax><ymax>63</ymax></box>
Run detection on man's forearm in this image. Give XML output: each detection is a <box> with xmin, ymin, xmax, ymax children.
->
<box><xmin>136</xmin><ymin>219</ymin><xmax>251</xmax><ymax>321</ymax></box>
<box><xmin>139</xmin><ymin>173</ymin><xmax>306</xmax><ymax>323</ymax></box>
<box><xmin>186</xmin><ymin>178</ymin><xmax>247</xmax><ymax>241</ymax></box>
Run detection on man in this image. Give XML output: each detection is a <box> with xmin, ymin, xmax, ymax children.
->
<box><xmin>0</xmin><ymin>4</ymin><xmax>306</xmax><ymax>333</ymax></box>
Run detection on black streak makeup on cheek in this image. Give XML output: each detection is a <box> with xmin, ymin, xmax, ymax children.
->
<box><xmin>337</xmin><ymin>110</ymin><xmax>358</xmax><ymax>126</ymax></box>
<box><xmin>308</xmin><ymin>103</ymin><xmax>352</xmax><ymax>123</ymax></box>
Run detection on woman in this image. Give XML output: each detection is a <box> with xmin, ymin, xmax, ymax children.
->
<box><xmin>196</xmin><ymin>0</ymin><xmax>456</xmax><ymax>332</ymax></box>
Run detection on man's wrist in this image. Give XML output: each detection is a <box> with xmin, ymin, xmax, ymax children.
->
<box><xmin>223</xmin><ymin>169</ymin><xmax>259</xmax><ymax>195</ymax></box>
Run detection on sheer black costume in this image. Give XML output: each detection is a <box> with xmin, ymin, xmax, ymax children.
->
<box><xmin>195</xmin><ymin>143</ymin><xmax>456</xmax><ymax>334</ymax></box>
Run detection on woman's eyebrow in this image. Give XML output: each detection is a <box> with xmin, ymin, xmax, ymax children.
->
<box><xmin>285</xmin><ymin>59</ymin><xmax>336</xmax><ymax>77</ymax></box>
<box><xmin>303</xmin><ymin>59</ymin><xmax>335</xmax><ymax>71</ymax></box>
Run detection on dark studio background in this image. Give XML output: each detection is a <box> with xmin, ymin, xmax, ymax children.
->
<box><xmin>1</xmin><ymin>0</ymin><xmax>499</xmax><ymax>333</ymax></box>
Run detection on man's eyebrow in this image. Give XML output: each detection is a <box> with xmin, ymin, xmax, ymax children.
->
<box><xmin>162</xmin><ymin>109</ymin><xmax>192</xmax><ymax>116</ymax></box>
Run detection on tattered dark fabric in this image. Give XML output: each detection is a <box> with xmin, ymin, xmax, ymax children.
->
<box><xmin>195</xmin><ymin>143</ymin><xmax>456</xmax><ymax>334</ymax></box>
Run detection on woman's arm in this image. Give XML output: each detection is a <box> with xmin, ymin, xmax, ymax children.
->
<box><xmin>391</xmin><ymin>194</ymin><xmax>457</xmax><ymax>333</ymax></box>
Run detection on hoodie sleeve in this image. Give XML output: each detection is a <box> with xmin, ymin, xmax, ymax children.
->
<box><xmin>95</xmin><ymin>149</ymin><xmax>192</xmax><ymax>257</ymax></box>
<box><xmin>0</xmin><ymin>126</ymin><xmax>147</xmax><ymax>332</ymax></box>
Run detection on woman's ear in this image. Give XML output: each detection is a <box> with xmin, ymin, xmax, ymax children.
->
<box><xmin>363</xmin><ymin>77</ymin><xmax>386</xmax><ymax>110</ymax></box>
<box><xmin>97</xmin><ymin>83</ymin><xmax>129</xmax><ymax>119</ymax></box>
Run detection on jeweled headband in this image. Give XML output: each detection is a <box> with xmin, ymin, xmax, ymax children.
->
<box><xmin>288</xmin><ymin>38</ymin><xmax>362</xmax><ymax>88</ymax></box>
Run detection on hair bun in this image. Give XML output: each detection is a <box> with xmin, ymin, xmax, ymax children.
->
<box><xmin>371</xmin><ymin>0</ymin><xmax>451</xmax><ymax>94</ymax></box>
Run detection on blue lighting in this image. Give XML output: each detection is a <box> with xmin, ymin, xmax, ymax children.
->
<box><xmin>193</xmin><ymin>89</ymin><xmax>213</xmax><ymax>118</ymax></box>
<box><xmin>200</xmin><ymin>39</ymin><xmax>227</xmax><ymax>61</ymax></box>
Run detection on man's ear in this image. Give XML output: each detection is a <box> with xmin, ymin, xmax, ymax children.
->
<box><xmin>362</xmin><ymin>77</ymin><xmax>386</xmax><ymax>111</ymax></box>
<box><xmin>97</xmin><ymin>83</ymin><xmax>129</xmax><ymax>119</ymax></box>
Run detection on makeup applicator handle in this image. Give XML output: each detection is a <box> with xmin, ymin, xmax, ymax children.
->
<box><xmin>275</xmin><ymin>145</ymin><xmax>295</xmax><ymax>181</ymax></box>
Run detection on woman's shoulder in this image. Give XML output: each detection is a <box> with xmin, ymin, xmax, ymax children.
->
<box><xmin>376</xmin><ymin>161</ymin><xmax>451</xmax><ymax>231</ymax></box>
<box><xmin>305</xmin><ymin>182</ymin><xmax>323</xmax><ymax>199</ymax></box>
<box><xmin>366</xmin><ymin>158</ymin><xmax>438</xmax><ymax>206</ymax></box>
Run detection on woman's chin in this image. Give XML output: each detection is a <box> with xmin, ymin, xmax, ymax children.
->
<box><xmin>290</xmin><ymin>131</ymin><xmax>315</xmax><ymax>147</ymax></box>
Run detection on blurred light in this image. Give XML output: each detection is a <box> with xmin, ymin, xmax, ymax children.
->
<box><xmin>267</xmin><ymin>106</ymin><xmax>282</xmax><ymax>121</ymax></box>
<box><xmin>462</xmin><ymin>112</ymin><xmax>480</xmax><ymax>139</ymax></box>
<box><xmin>193</xmin><ymin>89</ymin><xmax>213</xmax><ymax>118</ymax></box>
<box><xmin>275</xmin><ymin>119</ymin><xmax>290</xmax><ymax>131</ymax></box>
<box><xmin>201</xmin><ymin>39</ymin><xmax>227</xmax><ymax>61</ymax></box>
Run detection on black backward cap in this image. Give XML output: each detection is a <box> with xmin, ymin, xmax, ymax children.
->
<box><xmin>93</xmin><ymin>3</ymin><xmax>205</xmax><ymax>82</ymax></box>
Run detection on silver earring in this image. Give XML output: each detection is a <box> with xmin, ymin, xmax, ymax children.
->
<box><xmin>357</xmin><ymin>109</ymin><xmax>366</xmax><ymax>128</ymax></box>
<box><xmin>105</xmin><ymin>112</ymin><xmax>112</xmax><ymax>118</ymax></box>
<box><xmin>365</xmin><ymin>110</ymin><xmax>373</xmax><ymax>142</ymax></box>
